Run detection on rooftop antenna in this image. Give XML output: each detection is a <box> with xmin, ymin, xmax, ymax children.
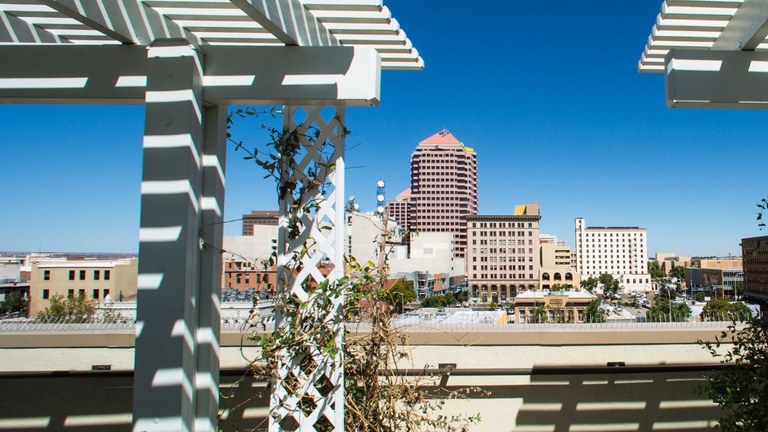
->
<box><xmin>376</xmin><ymin>180</ymin><xmax>386</xmax><ymax>220</ymax></box>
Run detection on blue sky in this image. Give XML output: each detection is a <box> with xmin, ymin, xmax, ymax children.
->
<box><xmin>1</xmin><ymin>1</ymin><xmax>765</xmax><ymax>256</ymax></box>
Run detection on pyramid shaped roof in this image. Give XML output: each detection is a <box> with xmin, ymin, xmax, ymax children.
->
<box><xmin>419</xmin><ymin>129</ymin><xmax>462</xmax><ymax>145</ymax></box>
<box><xmin>395</xmin><ymin>188</ymin><xmax>411</xmax><ymax>200</ymax></box>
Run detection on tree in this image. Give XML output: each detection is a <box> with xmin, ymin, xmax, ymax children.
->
<box><xmin>694</xmin><ymin>291</ymin><xmax>706</xmax><ymax>302</ymax></box>
<box><xmin>658</xmin><ymin>285</ymin><xmax>677</xmax><ymax>302</ymax></box>
<box><xmin>420</xmin><ymin>295</ymin><xmax>445</xmax><ymax>308</ymax></box>
<box><xmin>455</xmin><ymin>290</ymin><xmax>468</xmax><ymax>303</ymax></box>
<box><xmin>670</xmin><ymin>266</ymin><xmax>686</xmax><ymax>281</ymax></box>
<box><xmin>444</xmin><ymin>291</ymin><xmax>457</xmax><ymax>306</ymax></box>
<box><xmin>584</xmin><ymin>299</ymin><xmax>606</xmax><ymax>323</ymax></box>
<box><xmin>700</xmin><ymin>298</ymin><xmax>752</xmax><ymax>322</ymax></box>
<box><xmin>648</xmin><ymin>260</ymin><xmax>666</xmax><ymax>279</ymax></box>
<box><xmin>529</xmin><ymin>306</ymin><xmax>547</xmax><ymax>323</ymax></box>
<box><xmin>646</xmin><ymin>298</ymin><xmax>690</xmax><ymax>322</ymax></box>
<box><xmin>582</xmin><ymin>277</ymin><xmax>598</xmax><ymax>293</ymax></box>
<box><xmin>598</xmin><ymin>273</ymin><xmax>620</xmax><ymax>298</ymax></box>
<box><xmin>701</xmin><ymin>314</ymin><xmax>768</xmax><ymax>432</ymax></box>
<box><xmin>0</xmin><ymin>291</ymin><xmax>28</xmax><ymax>316</ymax></box>
<box><xmin>37</xmin><ymin>293</ymin><xmax>97</xmax><ymax>322</ymax></box>
<box><xmin>389</xmin><ymin>278</ymin><xmax>416</xmax><ymax>311</ymax></box>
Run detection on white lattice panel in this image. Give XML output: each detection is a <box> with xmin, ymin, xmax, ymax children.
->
<box><xmin>270</xmin><ymin>105</ymin><xmax>346</xmax><ymax>432</ymax></box>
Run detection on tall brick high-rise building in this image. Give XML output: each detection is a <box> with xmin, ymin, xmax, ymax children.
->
<box><xmin>409</xmin><ymin>129</ymin><xmax>478</xmax><ymax>258</ymax></box>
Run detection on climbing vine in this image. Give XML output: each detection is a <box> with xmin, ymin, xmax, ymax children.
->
<box><xmin>224</xmin><ymin>106</ymin><xmax>480</xmax><ymax>431</ymax></box>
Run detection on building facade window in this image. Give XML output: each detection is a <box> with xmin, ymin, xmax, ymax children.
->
<box><xmin>43</xmin><ymin>270</ymin><xmax>50</xmax><ymax>281</ymax></box>
<box><xmin>42</xmin><ymin>289</ymin><xmax>49</xmax><ymax>300</ymax></box>
<box><xmin>69</xmin><ymin>270</ymin><xmax>75</xmax><ymax>280</ymax></box>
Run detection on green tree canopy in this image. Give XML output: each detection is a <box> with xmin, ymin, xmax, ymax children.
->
<box><xmin>658</xmin><ymin>285</ymin><xmax>677</xmax><ymax>302</ymax></box>
<box><xmin>389</xmin><ymin>279</ymin><xmax>417</xmax><ymax>311</ymax></box>
<box><xmin>670</xmin><ymin>266</ymin><xmax>686</xmax><ymax>281</ymax></box>
<box><xmin>598</xmin><ymin>273</ymin><xmax>620</xmax><ymax>298</ymax></box>
<box><xmin>420</xmin><ymin>293</ymin><xmax>458</xmax><ymax>308</ymax></box>
<box><xmin>37</xmin><ymin>293</ymin><xmax>97</xmax><ymax>322</ymax></box>
<box><xmin>584</xmin><ymin>299</ymin><xmax>606</xmax><ymax>323</ymax></box>
<box><xmin>646</xmin><ymin>298</ymin><xmax>690</xmax><ymax>322</ymax></box>
<box><xmin>529</xmin><ymin>306</ymin><xmax>547</xmax><ymax>323</ymax></box>
<box><xmin>701</xmin><ymin>298</ymin><xmax>752</xmax><ymax>322</ymax></box>
<box><xmin>0</xmin><ymin>291</ymin><xmax>28</xmax><ymax>316</ymax></box>
<box><xmin>648</xmin><ymin>260</ymin><xmax>666</xmax><ymax>279</ymax></box>
<box><xmin>581</xmin><ymin>277</ymin><xmax>598</xmax><ymax>293</ymax></box>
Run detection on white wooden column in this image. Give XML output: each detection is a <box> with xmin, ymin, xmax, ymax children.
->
<box><xmin>270</xmin><ymin>106</ymin><xmax>346</xmax><ymax>432</ymax></box>
<box><xmin>133</xmin><ymin>39</ymin><xmax>224</xmax><ymax>432</ymax></box>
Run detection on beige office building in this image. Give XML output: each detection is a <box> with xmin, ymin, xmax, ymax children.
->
<box><xmin>465</xmin><ymin>203</ymin><xmax>541</xmax><ymax>302</ymax></box>
<box><xmin>409</xmin><ymin>129</ymin><xmax>478</xmax><ymax>259</ymax></box>
<box><xmin>575</xmin><ymin>217</ymin><xmax>651</xmax><ymax>291</ymax></box>
<box><xmin>654</xmin><ymin>253</ymin><xmax>692</xmax><ymax>275</ymax></box>
<box><xmin>539</xmin><ymin>243</ymin><xmax>581</xmax><ymax>289</ymax></box>
<box><xmin>29</xmin><ymin>258</ymin><xmax>138</xmax><ymax>315</ymax></box>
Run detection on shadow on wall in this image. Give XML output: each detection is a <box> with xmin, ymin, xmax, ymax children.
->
<box><xmin>436</xmin><ymin>368</ymin><xmax>720</xmax><ymax>432</ymax></box>
<box><xmin>0</xmin><ymin>370</ymin><xmax>270</xmax><ymax>432</ymax></box>
<box><xmin>0</xmin><ymin>368</ymin><xmax>720</xmax><ymax>431</ymax></box>
<box><xmin>517</xmin><ymin>370</ymin><xmax>720</xmax><ymax>432</ymax></box>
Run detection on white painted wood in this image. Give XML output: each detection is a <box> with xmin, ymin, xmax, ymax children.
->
<box><xmin>0</xmin><ymin>1</ymin><xmax>423</xmax><ymax>70</ymax></box>
<box><xmin>665</xmin><ymin>49</ymin><xmax>768</xmax><ymax>108</ymax></box>
<box><xmin>0</xmin><ymin>45</ymin><xmax>382</xmax><ymax>105</ymax></box>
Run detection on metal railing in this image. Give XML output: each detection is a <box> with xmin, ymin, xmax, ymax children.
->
<box><xmin>0</xmin><ymin>316</ymin><xmax>750</xmax><ymax>333</ymax></box>
<box><xmin>0</xmin><ymin>315</ymin><xmax>136</xmax><ymax>332</ymax></box>
<box><xmin>347</xmin><ymin>319</ymin><xmax>744</xmax><ymax>332</ymax></box>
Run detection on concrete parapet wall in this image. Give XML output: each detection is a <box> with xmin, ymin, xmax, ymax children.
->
<box><xmin>0</xmin><ymin>325</ymin><xmax>731</xmax><ymax>349</ymax></box>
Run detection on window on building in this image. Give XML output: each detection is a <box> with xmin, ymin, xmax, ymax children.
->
<box><xmin>104</xmin><ymin>270</ymin><xmax>111</xmax><ymax>280</ymax></box>
<box><xmin>78</xmin><ymin>289</ymin><xmax>85</xmax><ymax>297</ymax></box>
<box><xmin>43</xmin><ymin>270</ymin><xmax>50</xmax><ymax>281</ymax></box>
<box><xmin>69</xmin><ymin>270</ymin><xmax>75</xmax><ymax>280</ymax></box>
<box><xmin>103</xmin><ymin>289</ymin><xmax>110</xmax><ymax>298</ymax></box>
<box><xmin>79</xmin><ymin>270</ymin><xmax>86</xmax><ymax>280</ymax></box>
<box><xmin>93</xmin><ymin>270</ymin><xmax>100</xmax><ymax>280</ymax></box>
<box><xmin>42</xmin><ymin>289</ymin><xmax>49</xmax><ymax>300</ymax></box>
<box><xmin>67</xmin><ymin>289</ymin><xmax>74</xmax><ymax>298</ymax></box>
<box><xmin>93</xmin><ymin>289</ymin><xmax>100</xmax><ymax>299</ymax></box>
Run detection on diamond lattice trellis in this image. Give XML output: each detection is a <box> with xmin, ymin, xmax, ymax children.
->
<box><xmin>270</xmin><ymin>105</ymin><xmax>346</xmax><ymax>432</ymax></box>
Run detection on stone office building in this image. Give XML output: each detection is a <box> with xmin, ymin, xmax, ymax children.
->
<box><xmin>465</xmin><ymin>203</ymin><xmax>541</xmax><ymax>302</ymax></box>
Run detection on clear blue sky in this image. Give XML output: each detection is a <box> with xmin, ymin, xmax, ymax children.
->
<box><xmin>1</xmin><ymin>1</ymin><xmax>765</xmax><ymax>256</ymax></box>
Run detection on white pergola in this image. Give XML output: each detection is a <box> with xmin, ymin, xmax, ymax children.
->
<box><xmin>640</xmin><ymin>0</ymin><xmax>768</xmax><ymax>108</ymax></box>
<box><xmin>0</xmin><ymin>1</ymin><xmax>422</xmax><ymax>431</ymax></box>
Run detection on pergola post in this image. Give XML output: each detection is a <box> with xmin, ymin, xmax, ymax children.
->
<box><xmin>271</xmin><ymin>106</ymin><xmax>346</xmax><ymax>431</ymax></box>
<box><xmin>133</xmin><ymin>39</ymin><xmax>224</xmax><ymax>432</ymax></box>
<box><xmin>0</xmin><ymin>3</ymin><xmax>421</xmax><ymax>430</ymax></box>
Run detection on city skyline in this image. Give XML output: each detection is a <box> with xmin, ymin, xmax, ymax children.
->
<box><xmin>1</xmin><ymin>1</ymin><xmax>766</xmax><ymax>257</ymax></box>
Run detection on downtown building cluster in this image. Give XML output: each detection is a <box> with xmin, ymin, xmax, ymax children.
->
<box><xmin>219</xmin><ymin>130</ymin><xmax>653</xmax><ymax>313</ymax></box>
<box><xmin>4</xmin><ymin>131</ymin><xmax>768</xmax><ymax>318</ymax></box>
<box><xmin>386</xmin><ymin>130</ymin><xmax>652</xmax><ymax>301</ymax></box>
